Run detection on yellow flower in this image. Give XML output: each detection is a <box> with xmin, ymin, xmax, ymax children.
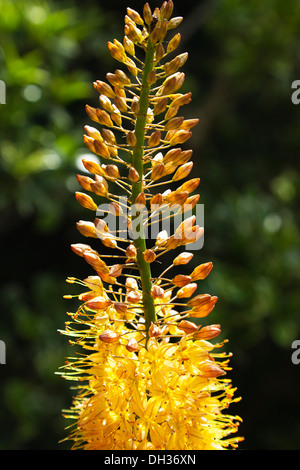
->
<box><xmin>60</xmin><ymin>1</ymin><xmax>243</xmax><ymax>450</ymax></box>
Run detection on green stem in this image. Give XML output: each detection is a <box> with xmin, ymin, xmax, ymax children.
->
<box><xmin>132</xmin><ymin>38</ymin><xmax>156</xmax><ymax>342</ymax></box>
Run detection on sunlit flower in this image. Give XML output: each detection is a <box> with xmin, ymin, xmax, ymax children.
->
<box><xmin>59</xmin><ymin>1</ymin><xmax>243</xmax><ymax>450</ymax></box>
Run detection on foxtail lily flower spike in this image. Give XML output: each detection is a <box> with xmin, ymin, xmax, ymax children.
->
<box><xmin>60</xmin><ymin>1</ymin><xmax>243</xmax><ymax>450</ymax></box>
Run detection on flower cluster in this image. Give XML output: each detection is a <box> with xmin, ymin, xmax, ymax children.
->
<box><xmin>60</xmin><ymin>1</ymin><xmax>243</xmax><ymax>450</ymax></box>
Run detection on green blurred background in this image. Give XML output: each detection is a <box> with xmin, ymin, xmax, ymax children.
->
<box><xmin>1</xmin><ymin>0</ymin><xmax>300</xmax><ymax>450</ymax></box>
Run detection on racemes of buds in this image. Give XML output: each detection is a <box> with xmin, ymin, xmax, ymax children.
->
<box><xmin>61</xmin><ymin>0</ymin><xmax>243</xmax><ymax>451</ymax></box>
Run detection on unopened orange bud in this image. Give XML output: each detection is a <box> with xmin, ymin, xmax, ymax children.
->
<box><xmin>167</xmin><ymin>32</ymin><xmax>181</xmax><ymax>54</ymax></box>
<box><xmin>85</xmin><ymin>104</ymin><xmax>99</xmax><ymax>124</ymax></box>
<box><xmin>180</xmin><ymin>230</ymin><xmax>198</xmax><ymax>246</ymax></box>
<box><xmin>151</xmin><ymin>285</ymin><xmax>164</xmax><ymax>299</ymax></box>
<box><xmin>123</xmin><ymin>35</ymin><xmax>135</xmax><ymax>56</ymax></box>
<box><xmin>182</xmin><ymin>194</ymin><xmax>200</xmax><ymax>212</ymax></box>
<box><xmin>149</xmin><ymin>322</ymin><xmax>162</xmax><ymax>338</ymax></box>
<box><xmin>83</xmin><ymin>134</ymin><xmax>96</xmax><ymax>153</ymax></box>
<box><xmin>95</xmin><ymin>108</ymin><xmax>114</xmax><ymax>128</ymax></box>
<box><xmin>109</xmin><ymin>201</ymin><xmax>123</xmax><ymax>216</ymax></box>
<box><xmin>181</xmin><ymin>225</ymin><xmax>204</xmax><ymax>245</ymax></box>
<box><xmin>200</xmin><ymin>361</ymin><xmax>225</xmax><ymax>378</ymax></box>
<box><xmin>99</xmin><ymin>94</ymin><xmax>114</xmax><ymax>113</ymax></box>
<box><xmin>155</xmin><ymin>43</ymin><xmax>165</xmax><ymax>63</ymax></box>
<box><xmin>127</xmin><ymin>7</ymin><xmax>144</xmax><ymax>25</ymax></box>
<box><xmin>176</xmin><ymin>282</ymin><xmax>197</xmax><ymax>298</ymax></box>
<box><xmin>76</xmin><ymin>220</ymin><xmax>97</xmax><ymax>238</ymax></box>
<box><xmin>173</xmin><ymin>252</ymin><xmax>194</xmax><ymax>265</ymax></box>
<box><xmin>190</xmin><ymin>262</ymin><xmax>213</xmax><ymax>281</ymax></box>
<box><xmin>180</xmin><ymin>118</ymin><xmax>199</xmax><ymax>130</ymax></box>
<box><xmin>99</xmin><ymin>330</ymin><xmax>120</xmax><ymax>343</ymax></box>
<box><xmin>172</xmin><ymin>274</ymin><xmax>191</xmax><ymax>287</ymax></box>
<box><xmin>114</xmin><ymin>95</ymin><xmax>128</xmax><ymax>113</ymax></box>
<box><xmin>84</xmin><ymin>125</ymin><xmax>102</xmax><ymax>140</ymax></box>
<box><xmin>127</xmin><ymin>131</ymin><xmax>137</xmax><ymax>147</ymax></box>
<box><xmin>159</xmin><ymin>18</ymin><xmax>168</xmax><ymax>43</ymax></box>
<box><xmin>82</xmin><ymin>158</ymin><xmax>103</xmax><ymax>176</ymax></box>
<box><xmin>177</xmin><ymin>320</ymin><xmax>198</xmax><ymax>335</ymax></box>
<box><xmin>163</xmin><ymin>53</ymin><xmax>188</xmax><ymax>75</ymax></box>
<box><xmin>126</xmin><ymin>337</ymin><xmax>139</xmax><ymax>352</ymax></box>
<box><xmin>172</xmin><ymin>162</ymin><xmax>193</xmax><ymax>181</ymax></box>
<box><xmin>102</xmin><ymin>164</ymin><xmax>120</xmax><ymax>179</ymax></box>
<box><xmin>148</xmin><ymin>130</ymin><xmax>161</xmax><ymax>147</ymax></box>
<box><xmin>143</xmin><ymin>3</ymin><xmax>152</xmax><ymax>26</ymax></box>
<box><xmin>100</xmin><ymin>235</ymin><xmax>118</xmax><ymax>250</ymax></box>
<box><xmin>106</xmin><ymin>72</ymin><xmax>123</xmax><ymax>88</ymax></box>
<box><xmin>113</xmin><ymin>302</ymin><xmax>128</xmax><ymax>314</ymax></box>
<box><xmin>130</xmin><ymin>96</ymin><xmax>140</xmax><ymax>115</ymax></box>
<box><xmin>165</xmin><ymin>234</ymin><xmax>180</xmax><ymax>251</ymax></box>
<box><xmin>126</xmin><ymin>57</ymin><xmax>138</xmax><ymax>77</ymax></box>
<box><xmin>147</xmin><ymin>70</ymin><xmax>157</xmax><ymax>85</ymax></box>
<box><xmin>128</xmin><ymin>166</ymin><xmax>140</xmax><ymax>182</ymax></box>
<box><xmin>109</xmin><ymin>264</ymin><xmax>123</xmax><ymax>278</ymax></box>
<box><xmin>163</xmin><ymin>162</ymin><xmax>178</xmax><ymax>177</ymax></box>
<box><xmin>125</xmin><ymin>244</ymin><xmax>137</xmax><ymax>259</ymax></box>
<box><xmin>155</xmin><ymin>230</ymin><xmax>168</xmax><ymax>247</ymax></box>
<box><xmin>126</xmin><ymin>277</ymin><xmax>138</xmax><ymax>290</ymax></box>
<box><xmin>75</xmin><ymin>192</ymin><xmax>98</xmax><ymax>211</ymax></box>
<box><xmin>70</xmin><ymin>243</ymin><xmax>95</xmax><ymax>257</ymax></box>
<box><xmin>76</xmin><ymin>174</ymin><xmax>95</xmax><ymax>192</ymax></box>
<box><xmin>84</xmin><ymin>255</ymin><xmax>109</xmax><ymax>276</ymax></box>
<box><xmin>144</xmin><ymin>249</ymin><xmax>156</xmax><ymax>263</ymax></box>
<box><xmin>167</xmin><ymin>16</ymin><xmax>183</xmax><ymax>30</ymax></box>
<box><xmin>164</xmin><ymin>116</ymin><xmax>184</xmax><ymax>131</ymax></box>
<box><xmin>101</xmin><ymin>128</ymin><xmax>117</xmax><ymax>145</ymax></box>
<box><xmin>165</xmin><ymin>105</ymin><xmax>179</xmax><ymax>120</ymax></box>
<box><xmin>94</xmin><ymin>217</ymin><xmax>109</xmax><ymax>234</ymax></box>
<box><xmin>169</xmin><ymin>129</ymin><xmax>192</xmax><ymax>145</ymax></box>
<box><xmin>186</xmin><ymin>295</ymin><xmax>218</xmax><ymax>318</ymax></box>
<box><xmin>170</xmin><ymin>92</ymin><xmax>192</xmax><ymax>108</ymax></box>
<box><xmin>160</xmin><ymin>72</ymin><xmax>185</xmax><ymax>96</ymax></box>
<box><xmin>180</xmin><ymin>177</ymin><xmax>200</xmax><ymax>194</ymax></box>
<box><xmin>107</xmin><ymin>40</ymin><xmax>127</xmax><ymax>63</ymax></box>
<box><xmin>115</xmin><ymin>69</ymin><xmax>131</xmax><ymax>86</ymax></box>
<box><xmin>93</xmin><ymin>140</ymin><xmax>111</xmax><ymax>159</ymax></box>
<box><xmin>86</xmin><ymin>296</ymin><xmax>112</xmax><ymax>310</ymax></box>
<box><xmin>151</xmin><ymin>163</ymin><xmax>165</xmax><ymax>181</ymax></box>
<box><xmin>125</xmin><ymin>22</ymin><xmax>143</xmax><ymax>45</ymax></box>
<box><xmin>163</xmin><ymin>147</ymin><xmax>182</xmax><ymax>164</ymax></box>
<box><xmin>194</xmin><ymin>324</ymin><xmax>221</xmax><ymax>340</ymax></box>
<box><xmin>175</xmin><ymin>215</ymin><xmax>196</xmax><ymax>238</ymax></box>
<box><xmin>161</xmin><ymin>1</ymin><xmax>174</xmax><ymax>20</ymax></box>
<box><xmin>90</xmin><ymin>179</ymin><xmax>108</xmax><ymax>197</ymax></box>
<box><xmin>167</xmin><ymin>190</ymin><xmax>189</xmax><ymax>206</ymax></box>
<box><xmin>94</xmin><ymin>271</ymin><xmax>114</xmax><ymax>285</ymax></box>
<box><xmin>135</xmin><ymin>191</ymin><xmax>146</xmax><ymax>205</ymax></box>
<box><xmin>150</xmin><ymin>193</ymin><xmax>164</xmax><ymax>207</ymax></box>
<box><xmin>110</xmin><ymin>106</ymin><xmax>122</xmax><ymax>127</ymax></box>
<box><xmin>93</xmin><ymin>80</ymin><xmax>116</xmax><ymax>99</ymax></box>
<box><xmin>127</xmin><ymin>290</ymin><xmax>142</xmax><ymax>304</ymax></box>
<box><xmin>175</xmin><ymin>149</ymin><xmax>193</xmax><ymax>165</ymax></box>
<box><xmin>153</xmin><ymin>97</ymin><xmax>168</xmax><ymax>115</ymax></box>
